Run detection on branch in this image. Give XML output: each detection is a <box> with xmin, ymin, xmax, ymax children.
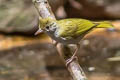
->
<box><xmin>57</xmin><ymin>44</ymin><xmax>87</xmax><ymax>80</ymax></box>
<box><xmin>32</xmin><ymin>0</ymin><xmax>88</xmax><ymax>80</ymax></box>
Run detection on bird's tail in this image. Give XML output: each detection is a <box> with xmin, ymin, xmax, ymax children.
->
<box><xmin>94</xmin><ymin>21</ymin><xmax>114</xmax><ymax>28</ymax></box>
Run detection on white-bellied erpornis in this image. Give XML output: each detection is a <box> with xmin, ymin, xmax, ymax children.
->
<box><xmin>35</xmin><ymin>17</ymin><xmax>114</xmax><ymax>66</ymax></box>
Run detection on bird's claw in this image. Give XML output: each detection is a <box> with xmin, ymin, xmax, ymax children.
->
<box><xmin>66</xmin><ymin>56</ymin><xmax>78</xmax><ymax>67</ymax></box>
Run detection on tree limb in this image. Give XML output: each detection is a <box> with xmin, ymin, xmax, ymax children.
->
<box><xmin>32</xmin><ymin>0</ymin><xmax>88</xmax><ymax>80</ymax></box>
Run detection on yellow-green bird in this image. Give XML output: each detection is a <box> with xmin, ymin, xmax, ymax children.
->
<box><xmin>35</xmin><ymin>17</ymin><xmax>114</xmax><ymax>66</ymax></box>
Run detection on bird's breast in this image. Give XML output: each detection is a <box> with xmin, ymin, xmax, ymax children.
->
<box><xmin>45</xmin><ymin>31</ymin><xmax>84</xmax><ymax>44</ymax></box>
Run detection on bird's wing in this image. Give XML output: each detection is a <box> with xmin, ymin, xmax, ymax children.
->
<box><xmin>75</xmin><ymin>19</ymin><xmax>96</xmax><ymax>36</ymax></box>
<box><xmin>56</xmin><ymin>19</ymin><xmax>95</xmax><ymax>39</ymax></box>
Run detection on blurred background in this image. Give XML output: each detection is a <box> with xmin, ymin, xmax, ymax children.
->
<box><xmin>0</xmin><ymin>0</ymin><xmax>120</xmax><ymax>80</ymax></box>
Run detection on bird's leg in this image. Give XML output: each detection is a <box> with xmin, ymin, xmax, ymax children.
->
<box><xmin>66</xmin><ymin>44</ymin><xmax>80</xmax><ymax>67</ymax></box>
<box><xmin>52</xmin><ymin>40</ymin><xmax>58</xmax><ymax>47</ymax></box>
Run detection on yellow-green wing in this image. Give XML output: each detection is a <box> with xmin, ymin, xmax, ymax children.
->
<box><xmin>56</xmin><ymin>19</ymin><xmax>95</xmax><ymax>39</ymax></box>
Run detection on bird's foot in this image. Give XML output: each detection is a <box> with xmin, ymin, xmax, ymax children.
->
<box><xmin>66</xmin><ymin>44</ymin><xmax>79</xmax><ymax>67</ymax></box>
<box><xmin>66</xmin><ymin>56</ymin><xmax>78</xmax><ymax>67</ymax></box>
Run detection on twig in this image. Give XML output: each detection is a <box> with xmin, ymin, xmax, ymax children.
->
<box><xmin>32</xmin><ymin>0</ymin><xmax>88</xmax><ymax>80</ymax></box>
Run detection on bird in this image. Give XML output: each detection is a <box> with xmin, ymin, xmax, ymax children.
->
<box><xmin>35</xmin><ymin>17</ymin><xmax>114</xmax><ymax>67</ymax></box>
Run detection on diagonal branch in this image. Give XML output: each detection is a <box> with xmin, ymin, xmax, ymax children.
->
<box><xmin>32</xmin><ymin>0</ymin><xmax>88</xmax><ymax>80</ymax></box>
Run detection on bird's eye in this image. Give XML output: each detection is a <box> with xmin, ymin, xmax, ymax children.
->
<box><xmin>45</xmin><ymin>26</ymin><xmax>50</xmax><ymax>31</ymax></box>
<box><xmin>46</xmin><ymin>26</ymin><xmax>49</xmax><ymax>29</ymax></box>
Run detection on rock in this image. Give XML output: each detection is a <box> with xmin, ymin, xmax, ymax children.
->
<box><xmin>0</xmin><ymin>0</ymin><xmax>67</xmax><ymax>34</ymax></box>
<box><xmin>0</xmin><ymin>0</ymin><xmax>38</xmax><ymax>34</ymax></box>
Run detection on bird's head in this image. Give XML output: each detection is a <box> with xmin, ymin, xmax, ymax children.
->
<box><xmin>39</xmin><ymin>17</ymin><xmax>57</xmax><ymax>32</ymax></box>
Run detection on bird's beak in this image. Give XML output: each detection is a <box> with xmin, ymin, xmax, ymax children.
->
<box><xmin>34</xmin><ymin>28</ymin><xmax>43</xmax><ymax>35</ymax></box>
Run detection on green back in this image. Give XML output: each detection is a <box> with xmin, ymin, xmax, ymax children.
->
<box><xmin>56</xmin><ymin>19</ymin><xmax>95</xmax><ymax>38</ymax></box>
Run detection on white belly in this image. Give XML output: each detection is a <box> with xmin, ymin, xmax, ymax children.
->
<box><xmin>46</xmin><ymin>31</ymin><xmax>85</xmax><ymax>44</ymax></box>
